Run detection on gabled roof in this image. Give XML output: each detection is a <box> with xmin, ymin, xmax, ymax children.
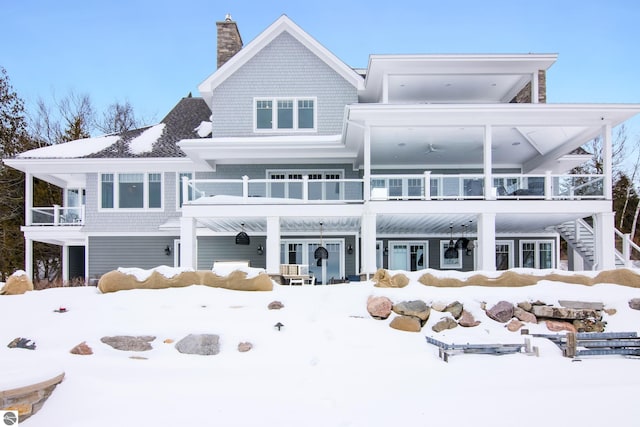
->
<box><xmin>198</xmin><ymin>15</ymin><xmax>365</xmax><ymax>106</ymax></box>
<box><xmin>15</xmin><ymin>97</ymin><xmax>211</xmax><ymax>160</ymax></box>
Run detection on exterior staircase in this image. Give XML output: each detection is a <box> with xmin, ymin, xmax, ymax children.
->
<box><xmin>556</xmin><ymin>219</ymin><xmax>627</xmax><ymax>270</ymax></box>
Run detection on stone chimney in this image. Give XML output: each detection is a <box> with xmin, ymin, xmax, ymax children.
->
<box><xmin>217</xmin><ymin>14</ymin><xmax>243</xmax><ymax>69</ymax></box>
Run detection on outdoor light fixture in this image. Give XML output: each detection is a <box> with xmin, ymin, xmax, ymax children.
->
<box><xmin>444</xmin><ymin>225</ymin><xmax>459</xmax><ymax>259</ymax></box>
<box><xmin>235</xmin><ymin>223</ymin><xmax>250</xmax><ymax>245</ymax></box>
<box><xmin>314</xmin><ymin>222</ymin><xmax>329</xmax><ymax>266</ymax></box>
<box><xmin>257</xmin><ymin>244</ymin><xmax>264</xmax><ymax>255</ymax></box>
<box><xmin>347</xmin><ymin>244</ymin><xmax>353</xmax><ymax>254</ymax></box>
<box><xmin>164</xmin><ymin>245</ymin><xmax>172</xmax><ymax>256</ymax></box>
<box><xmin>384</xmin><ymin>246</ymin><xmax>389</xmax><ymax>256</ymax></box>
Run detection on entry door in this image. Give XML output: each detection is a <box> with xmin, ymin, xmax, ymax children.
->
<box><xmin>388</xmin><ymin>242</ymin><xmax>427</xmax><ymax>271</ymax></box>
<box><xmin>281</xmin><ymin>240</ymin><xmax>343</xmax><ymax>284</ymax></box>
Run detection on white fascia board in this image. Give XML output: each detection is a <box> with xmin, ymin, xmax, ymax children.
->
<box><xmin>4</xmin><ymin>157</ymin><xmax>209</xmax><ymax>174</ymax></box>
<box><xmin>198</xmin><ymin>15</ymin><xmax>364</xmax><ymax>105</ymax></box>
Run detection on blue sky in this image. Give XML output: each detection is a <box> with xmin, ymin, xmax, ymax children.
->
<box><xmin>2</xmin><ymin>0</ymin><xmax>639</xmax><ymax>134</ymax></box>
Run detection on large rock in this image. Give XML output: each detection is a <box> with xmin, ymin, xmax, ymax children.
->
<box><xmin>444</xmin><ymin>301</ymin><xmax>464</xmax><ymax>319</ymax></box>
<box><xmin>175</xmin><ymin>334</ymin><xmax>220</xmax><ymax>355</ymax></box>
<box><xmin>514</xmin><ymin>307</ymin><xmax>537</xmax><ymax>324</ymax></box>
<box><xmin>389</xmin><ymin>315</ymin><xmax>422</xmax><ymax>332</ymax></box>
<box><xmin>545</xmin><ymin>320</ymin><xmax>577</xmax><ymax>333</ymax></box>
<box><xmin>100</xmin><ymin>336</ymin><xmax>155</xmax><ymax>351</ymax></box>
<box><xmin>367</xmin><ymin>295</ymin><xmax>393</xmax><ymax>320</ymax></box>
<box><xmin>486</xmin><ymin>301</ymin><xmax>514</xmax><ymax>323</ymax></box>
<box><xmin>393</xmin><ymin>300</ymin><xmax>430</xmax><ymax>324</ymax></box>
<box><xmin>70</xmin><ymin>341</ymin><xmax>93</xmax><ymax>355</ymax></box>
<box><xmin>268</xmin><ymin>300</ymin><xmax>284</xmax><ymax>310</ymax></box>
<box><xmin>432</xmin><ymin>317</ymin><xmax>458</xmax><ymax>333</ymax></box>
<box><xmin>629</xmin><ymin>298</ymin><xmax>640</xmax><ymax>310</ymax></box>
<box><xmin>531</xmin><ymin>306</ymin><xmax>601</xmax><ymax>320</ymax></box>
<box><xmin>0</xmin><ymin>271</ymin><xmax>33</xmax><ymax>295</ymax></box>
<box><xmin>458</xmin><ymin>310</ymin><xmax>481</xmax><ymax>327</ymax></box>
<box><xmin>517</xmin><ymin>301</ymin><xmax>533</xmax><ymax>312</ymax></box>
<box><xmin>507</xmin><ymin>319</ymin><xmax>524</xmax><ymax>332</ymax></box>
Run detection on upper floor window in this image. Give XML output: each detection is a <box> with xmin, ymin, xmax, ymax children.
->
<box><xmin>100</xmin><ymin>172</ymin><xmax>163</xmax><ymax>210</ymax></box>
<box><xmin>255</xmin><ymin>97</ymin><xmax>316</xmax><ymax>132</ymax></box>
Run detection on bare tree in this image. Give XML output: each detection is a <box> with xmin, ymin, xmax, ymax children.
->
<box><xmin>94</xmin><ymin>100</ymin><xmax>140</xmax><ymax>134</ymax></box>
<box><xmin>29</xmin><ymin>90</ymin><xmax>94</xmax><ymax>146</ymax></box>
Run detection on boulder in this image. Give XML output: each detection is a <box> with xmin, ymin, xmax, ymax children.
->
<box><xmin>100</xmin><ymin>336</ymin><xmax>155</xmax><ymax>351</ymax></box>
<box><xmin>367</xmin><ymin>296</ymin><xmax>393</xmax><ymax>320</ymax></box>
<box><xmin>458</xmin><ymin>310</ymin><xmax>481</xmax><ymax>327</ymax></box>
<box><xmin>393</xmin><ymin>300</ymin><xmax>430</xmax><ymax>324</ymax></box>
<box><xmin>237</xmin><ymin>342</ymin><xmax>253</xmax><ymax>352</ymax></box>
<box><xmin>432</xmin><ymin>317</ymin><xmax>458</xmax><ymax>333</ymax></box>
<box><xmin>389</xmin><ymin>315</ymin><xmax>422</xmax><ymax>332</ymax></box>
<box><xmin>514</xmin><ymin>307</ymin><xmax>537</xmax><ymax>324</ymax></box>
<box><xmin>629</xmin><ymin>298</ymin><xmax>640</xmax><ymax>310</ymax></box>
<box><xmin>573</xmin><ymin>319</ymin><xmax>606</xmax><ymax>333</ymax></box>
<box><xmin>545</xmin><ymin>320</ymin><xmax>577</xmax><ymax>333</ymax></box>
<box><xmin>175</xmin><ymin>334</ymin><xmax>220</xmax><ymax>355</ymax></box>
<box><xmin>604</xmin><ymin>308</ymin><xmax>617</xmax><ymax>316</ymax></box>
<box><xmin>70</xmin><ymin>341</ymin><xmax>93</xmax><ymax>355</ymax></box>
<box><xmin>430</xmin><ymin>301</ymin><xmax>447</xmax><ymax>312</ymax></box>
<box><xmin>517</xmin><ymin>301</ymin><xmax>533</xmax><ymax>312</ymax></box>
<box><xmin>444</xmin><ymin>301</ymin><xmax>464</xmax><ymax>319</ymax></box>
<box><xmin>486</xmin><ymin>301</ymin><xmax>514</xmax><ymax>323</ymax></box>
<box><xmin>268</xmin><ymin>301</ymin><xmax>284</xmax><ymax>310</ymax></box>
<box><xmin>507</xmin><ymin>319</ymin><xmax>524</xmax><ymax>332</ymax></box>
<box><xmin>531</xmin><ymin>306</ymin><xmax>601</xmax><ymax>320</ymax></box>
<box><xmin>0</xmin><ymin>271</ymin><xmax>33</xmax><ymax>295</ymax></box>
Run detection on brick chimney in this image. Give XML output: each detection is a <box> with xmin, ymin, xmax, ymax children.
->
<box><xmin>217</xmin><ymin>14</ymin><xmax>243</xmax><ymax>69</ymax></box>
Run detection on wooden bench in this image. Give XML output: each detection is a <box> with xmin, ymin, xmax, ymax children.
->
<box><xmin>280</xmin><ymin>264</ymin><xmax>315</xmax><ymax>285</ymax></box>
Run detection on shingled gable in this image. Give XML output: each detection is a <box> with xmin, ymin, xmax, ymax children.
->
<box><xmin>198</xmin><ymin>14</ymin><xmax>365</xmax><ymax>107</ymax></box>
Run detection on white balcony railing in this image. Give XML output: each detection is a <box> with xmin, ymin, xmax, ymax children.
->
<box><xmin>30</xmin><ymin>205</ymin><xmax>85</xmax><ymax>226</ymax></box>
<box><xmin>181</xmin><ymin>173</ymin><xmax>606</xmax><ymax>205</ymax></box>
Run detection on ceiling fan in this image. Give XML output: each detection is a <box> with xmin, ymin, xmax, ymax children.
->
<box><xmin>425</xmin><ymin>143</ymin><xmax>443</xmax><ymax>154</ymax></box>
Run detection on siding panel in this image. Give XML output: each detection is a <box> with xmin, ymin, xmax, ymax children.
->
<box><xmin>89</xmin><ymin>236</ymin><xmax>178</xmax><ymax>278</ymax></box>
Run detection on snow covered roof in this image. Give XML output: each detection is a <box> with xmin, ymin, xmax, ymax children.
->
<box><xmin>16</xmin><ymin>97</ymin><xmax>211</xmax><ymax>159</ymax></box>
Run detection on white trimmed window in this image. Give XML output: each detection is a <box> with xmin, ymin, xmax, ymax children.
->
<box><xmin>520</xmin><ymin>240</ymin><xmax>554</xmax><ymax>269</ymax></box>
<box><xmin>255</xmin><ymin>97</ymin><xmax>316</xmax><ymax>131</ymax></box>
<box><xmin>100</xmin><ymin>172</ymin><xmax>163</xmax><ymax>210</ymax></box>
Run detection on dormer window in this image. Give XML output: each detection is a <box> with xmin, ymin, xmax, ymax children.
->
<box><xmin>255</xmin><ymin>97</ymin><xmax>316</xmax><ymax>132</ymax></box>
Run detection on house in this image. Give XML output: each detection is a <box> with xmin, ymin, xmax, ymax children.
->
<box><xmin>5</xmin><ymin>14</ymin><xmax>640</xmax><ymax>284</ymax></box>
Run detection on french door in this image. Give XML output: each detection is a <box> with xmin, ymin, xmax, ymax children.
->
<box><xmin>388</xmin><ymin>241</ymin><xmax>427</xmax><ymax>271</ymax></box>
<box><xmin>280</xmin><ymin>239</ymin><xmax>344</xmax><ymax>284</ymax></box>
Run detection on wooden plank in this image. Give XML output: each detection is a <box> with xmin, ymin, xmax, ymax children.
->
<box><xmin>558</xmin><ymin>300</ymin><xmax>604</xmax><ymax>310</ymax></box>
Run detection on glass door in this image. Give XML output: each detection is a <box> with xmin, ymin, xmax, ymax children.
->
<box><xmin>281</xmin><ymin>240</ymin><xmax>344</xmax><ymax>284</ymax></box>
<box><xmin>388</xmin><ymin>241</ymin><xmax>427</xmax><ymax>271</ymax></box>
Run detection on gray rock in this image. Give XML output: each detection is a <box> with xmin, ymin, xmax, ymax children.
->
<box><xmin>393</xmin><ymin>300</ymin><xmax>430</xmax><ymax>324</ymax></box>
<box><xmin>268</xmin><ymin>301</ymin><xmax>284</xmax><ymax>310</ymax></box>
<box><xmin>517</xmin><ymin>301</ymin><xmax>533</xmax><ymax>312</ymax></box>
<box><xmin>237</xmin><ymin>342</ymin><xmax>253</xmax><ymax>352</ymax></box>
<box><xmin>531</xmin><ymin>306</ymin><xmax>601</xmax><ymax>320</ymax></box>
<box><xmin>486</xmin><ymin>301</ymin><xmax>514</xmax><ymax>323</ymax></box>
<box><xmin>175</xmin><ymin>334</ymin><xmax>220</xmax><ymax>355</ymax></box>
<box><xmin>101</xmin><ymin>336</ymin><xmax>155</xmax><ymax>351</ymax></box>
<box><xmin>514</xmin><ymin>307</ymin><xmax>537</xmax><ymax>324</ymax></box>
<box><xmin>629</xmin><ymin>298</ymin><xmax>640</xmax><ymax>310</ymax></box>
<box><xmin>444</xmin><ymin>301</ymin><xmax>464</xmax><ymax>319</ymax></box>
<box><xmin>367</xmin><ymin>295</ymin><xmax>393</xmax><ymax>320</ymax></box>
<box><xmin>432</xmin><ymin>317</ymin><xmax>458</xmax><ymax>333</ymax></box>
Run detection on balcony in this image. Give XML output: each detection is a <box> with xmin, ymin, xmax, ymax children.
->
<box><xmin>29</xmin><ymin>205</ymin><xmax>85</xmax><ymax>226</ymax></box>
<box><xmin>180</xmin><ymin>173</ymin><xmax>605</xmax><ymax>205</ymax></box>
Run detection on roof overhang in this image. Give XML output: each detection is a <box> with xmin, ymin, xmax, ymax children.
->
<box><xmin>360</xmin><ymin>54</ymin><xmax>558</xmax><ymax>103</ymax></box>
<box><xmin>345</xmin><ymin>103</ymin><xmax>640</xmax><ymax>172</ymax></box>
<box><xmin>179</xmin><ymin>134</ymin><xmax>359</xmax><ymax>169</ymax></box>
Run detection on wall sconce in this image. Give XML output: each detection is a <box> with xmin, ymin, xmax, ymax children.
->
<box><xmin>164</xmin><ymin>245</ymin><xmax>172</xmax><ymax>256</ymax></box>
<box><xmin>257</xmin><ymin>244</ymin><xmax>264</xmax><ymax>255</ymax></box>
<box><xmin>347</xmin><ymin>244</ymin><xmax>353</xmax><ymax>255</ymax></box>
<box><xmin>383</xmin><ymin>246</ymin><xmax>389</xmax><ymax>256</ymax></box>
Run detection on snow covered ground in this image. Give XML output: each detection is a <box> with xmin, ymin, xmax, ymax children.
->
<box><xmin>2</xmin><ymin>268</ymin><xmax>640</xmax><ymax>427</ymax></box>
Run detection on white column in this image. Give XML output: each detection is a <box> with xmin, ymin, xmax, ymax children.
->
<box><xmin>25</xmin><ymin>172</ymin><xmax>33</xmax><ymax>226</ymax></box>
<box><xmin>25</xmin><ymin>237</ymin><xmax>33</xmax><ymax>280</ymax></box>
<box><xmin>179</xmin><ymin>217</ymin><xmax>197</xmax><ymax>269</ymax></box>
<box><xmin>602</xmin><ymin>124</ymin><xmax>613</xmax><ymax>200</ymax></box>
<box><xmin>483</xmin><ymin>125</ymin><xmax>494</xmax><ymax>200</ymax></box>
<box><xmin>363</xmin><ymin>125</ymin><xmax>372</xmax><ymax>201</ymax></box>
<box><xmin>360</xmin><ymin>210</ymin><xmax>377</xmax><ymax>276</ymax></box>
<box><xmin>531</xmin><ymin>72</ymin><xmax>539</xmax><ymax>104</ymax></box>
<box><xmin>382</xmin><ymin>73</ymin><xmax>389</xmax><ymax>104</ymax></box>
<box><xmin>62</xmin><ymin>244</ymin><xmax>69</xmax><ymax>283</ymax></box>
<box><xmin>476</xmin><ymin>213</ymin><xmax>496</xmax><ymax>271</ymax></box>
<box><xmin>265</xmin><ymin>216</ymin><xmax>280</xmax><ymax>275</ymax></box>
<box><xmin>594</xmin><ymin>212</ymin><xmax>615</xmax><ymax>270</ymax></box>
